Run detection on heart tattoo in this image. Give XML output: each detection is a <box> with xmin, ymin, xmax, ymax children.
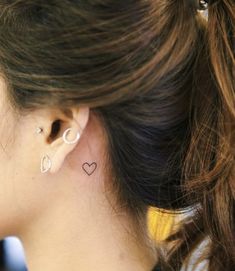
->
<box><xmin>82</xmin><ymin>162</ymin><xmax>97</xmax><ymax>176</ymax></box>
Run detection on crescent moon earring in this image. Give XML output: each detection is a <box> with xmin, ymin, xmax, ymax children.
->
<box><xmin>41</xmin><ymin>154</ymin><xmax>52</xmax><ymax>173</ymax></box>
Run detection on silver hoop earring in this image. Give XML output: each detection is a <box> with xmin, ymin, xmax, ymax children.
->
<box><xmin>63</xmin><ymin>128</ymin><xmax>80</xmax><ymax>144</ymax></box>
<box><xmin>41</xmin><ymin>154</ymin><xmax>52</xmax><ymax>173</ymax></box>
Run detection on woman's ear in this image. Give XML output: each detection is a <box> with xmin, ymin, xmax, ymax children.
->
<box><xmin>40</xmin><ymin>106</ymin><xmax>90</xmax><ymax>174</ymax></box>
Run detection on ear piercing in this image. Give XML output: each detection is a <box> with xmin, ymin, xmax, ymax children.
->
<box><xmin>40</xmin><ymin>154</ymin><xmax>52</xmax><ymax>173</ymax></box>
<box><xmin>62</xmin><ymin>128</ymin><xmax>80</xmax><ymax>144</ymax></box>
<box><xmin>39</xmin><ymin>127</ymin><xmax>81</xmax><ymax>173</ymax></box>
<box><xmin>36</xmin><ymin>127</ymin><xmax>43</xmax><ymax>134</ymax></box>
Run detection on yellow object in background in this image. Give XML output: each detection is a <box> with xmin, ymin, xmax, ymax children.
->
<box><xmin>147</xmin><ymin>206</ymin><xmax>175</xmax><ymax>241</ymax></box>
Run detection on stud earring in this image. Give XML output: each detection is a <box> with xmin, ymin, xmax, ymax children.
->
<box><xmin>36</xmin><ymin>127</ymin><xmax>43</xmax><ymax>134</ymax></box>
<box><xmin>41</xmin><ymin>154</ymin><xmax>52</xmax><ymax>173</ymax></box>
<box><xmin>62</xmin><ymin>128</ymin><xmax>80</xmax><ymax>144</ymax></box>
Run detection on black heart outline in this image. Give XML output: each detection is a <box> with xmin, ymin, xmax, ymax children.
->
<box><xmin>82</xmin><ymin>162</ymin><xmax>97</xmax><ymax>176</ymax></box>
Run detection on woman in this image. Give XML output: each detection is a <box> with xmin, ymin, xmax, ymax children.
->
<box><xmin>0</xmin><ymin>0</ymin><xmax>233</xmax><ymax>270</ymax></box>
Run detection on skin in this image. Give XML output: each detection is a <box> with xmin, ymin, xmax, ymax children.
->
<box><xmin>0</xmin><ymin>77</ymin><xmax>157</xmax><ymax>271</ymax></box>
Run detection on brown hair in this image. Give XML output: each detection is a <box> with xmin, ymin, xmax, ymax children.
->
<box><xmin>0</xmin><ymin>0</ymin><xmax>234</xmax><ymax>270</ymax></box>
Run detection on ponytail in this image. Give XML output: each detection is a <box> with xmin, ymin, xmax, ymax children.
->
<box><xmin>208</xmin><ymin>0</ymin><xmax>234</xmax><ymax>116</ymax></box>
<box><xmin>165</xmin><ymin>1</ymin><xmax>235</xmax><ymax>270</ymax></box>
<box><xmin>203</xmin><ymin>0</ymin><xmax>235</xmax><ymax>268</ymax></box>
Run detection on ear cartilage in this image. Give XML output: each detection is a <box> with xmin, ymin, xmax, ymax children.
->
<box><xmin>63</xmin><ymin>128</ymin><xmax>80</xmax><ymax>144</ymax></box>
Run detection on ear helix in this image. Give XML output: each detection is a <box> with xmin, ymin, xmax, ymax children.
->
<box><xmin>39</xmin><ymin>127</ymin><xmax>81</xmax><ymax>174</ymax></box>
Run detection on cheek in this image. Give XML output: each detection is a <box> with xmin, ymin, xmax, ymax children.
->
<box><xmin>0</xmin><ymin>109</ymin><xmax>42</xmax><ymax>237</ymax></box>
<box><xmin>0</xmin><ymin>110</ymin><xmax>24</xmax><ymax>237</ymax></box>
<box><xmin>0</xmin><ymin>82</ymin><xmax>48</xmax><ymax>237</ymax></box>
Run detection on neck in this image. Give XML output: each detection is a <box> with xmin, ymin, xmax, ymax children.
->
<box><xmin>18</xmin><ymin>182</ymin><xmax>158</xmax><ymax>271</ymax></box>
